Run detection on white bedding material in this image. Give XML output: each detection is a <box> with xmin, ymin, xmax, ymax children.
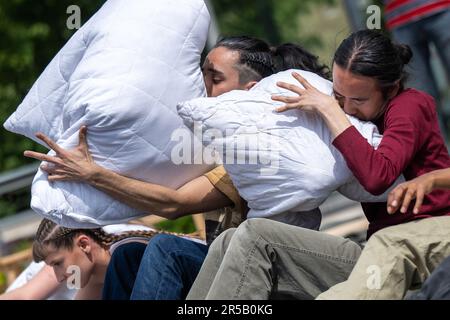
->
<box><xmin>4</xmin><ymin>0</ymin><xmax>213</xmax><ymax>227</ymax></box>
<box><xmin>177</xmin><ymin>69</ymin><xmax>400</xmax><ymax>221</ymax></box>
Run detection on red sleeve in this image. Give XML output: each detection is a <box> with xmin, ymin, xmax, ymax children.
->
<box><xmin>332</xmin><ymin>93</ymin><xmax>433</xmax><ymax>195</ymax></box>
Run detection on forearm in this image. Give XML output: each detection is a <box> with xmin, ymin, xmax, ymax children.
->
<box><xmin>86</xmin><ymin>166</ymin><xmax>232</xmax><ymax>219</ymax></box>
<box><xmin>87</xmin><ymin>166</ymin><xmax>185</xmax><ymax>219</ymax></box>
<box><xmin>0</xmin><ymin>289</ymin><xmax>27</xmax><ymax>300</ymax></box>
<box><xmin>331</xmin><ymin>108</ymin><xmax>427</xmax><ymax>195</ymax></box>
<box><xmin>318</xmin><ymin>103</ymin><xmax>352</xmax><ymax>139</ymax></box>
<box><xmin>333</xmin><ymin>126</ymin><xmax>404</xmax><ymax>195</ymax></box>
<box><xmin>429</xmin><ymin>168</ymin><xmax>450</xmax><ymax>190</ymax></box>
<box><xmin>0</xmin><ymin>265</ymin><xmax>59</xmax><ymax>300</ymax></box>
<box><xmin>0</xmin><ymin>286</ymin><xmax>51</xmax><ymax>300</ymax></box>
<box><xmin>24</xmin><ymin>129</ymin><xmax>229</xmax><ymax>217</ymax></box>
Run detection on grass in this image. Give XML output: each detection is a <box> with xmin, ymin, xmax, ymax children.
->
<box><xmin>155</xmin><ymin>215</ymin><xmax>196</xmax><ymax>234</ymax></box>
<box><xmin>0</xmin><ymin>272</ymin><xmax>6</xmax><ymax>293</ymax></box>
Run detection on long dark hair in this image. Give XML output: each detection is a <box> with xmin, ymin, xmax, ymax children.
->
<box><xmin>215</xmin><ymin>36</ymin><xmax>331</xmax><ymax>83</ymax></box>
<box><xmin>272</xmin><ymin>43</ymin><xmax>331</xmax><ymax>80</ymax></box>
<box><xmin>333</xmin><ymin>29</ymin><xmax>412</xmax><ymax>96</ymax></box>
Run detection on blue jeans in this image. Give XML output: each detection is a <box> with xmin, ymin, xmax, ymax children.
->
<box><xmin>407</xmin><ymin>255</ymin><xmax>450</xmax><ymax>300</ymax></box>
<box><xmin>391</xmin><ymin>9</ymin><xmax>450</xmax><ymax>137</ymax></box>
<box><xmin>130</xmin><ymin>234</ymin><xmax>208</xmax><ymax>300</ymax></box>
<box><xmin>102</xmin><ymin>242</ymin><xmax>147</xmax><ymax>300</ymax></box>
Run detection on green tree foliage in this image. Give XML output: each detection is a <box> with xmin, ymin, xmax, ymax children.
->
<box><xmin>210</xmin><ymin>0</ymin><xmax>334</xmax><ymax>47</ymax></box>
<box><xmin>0</xmin><ymin>0</ymin><xmax>104</xmax><ymax>172</ymax></box>
<box><xmin>156</xmin><ymin>215</ymin><xmax>197</xmax><ymax>234</ymax></box>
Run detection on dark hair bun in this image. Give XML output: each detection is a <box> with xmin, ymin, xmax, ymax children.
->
<box><xmin>395</xmin><ymin>43</ymin><xmax>413</xmax><ymax>65</ymax></box>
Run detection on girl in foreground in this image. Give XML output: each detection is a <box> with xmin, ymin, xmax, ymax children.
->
<box><xmin>0</xmin><ymin>219</ymin><xmax>197</xmax><ymax>299</ymax></box>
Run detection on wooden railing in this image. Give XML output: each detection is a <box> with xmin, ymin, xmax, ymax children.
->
<box><xmin>0</xmin><ymin>248</ymin><xmax>33</xmax><ymax>293</ymax></box>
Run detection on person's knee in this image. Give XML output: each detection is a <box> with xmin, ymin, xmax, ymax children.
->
<box><xmin>136</xmin><ymin>234</ymin><xmax>185</xmax><ymax>275</ymax></box>
<box><xmin>234</xmin><ymin>218</ymin><xmax>273</xmax><ymax>241</ymax></box>
<box><xmin>342</xmin><ymin>238</ymin><xmax>363</xmax><ymax>260</ymax></box>
<box><xmin>145</xmin><ymin>233</ymin><xmax>207</xmax><ymax>261</ymax></box>
<box><xmin>146</xmin><ymin>233</ymin><xmax>180</xmax><ymax>253</ymax></box>
<box><xmin>362</xmin><ymin>227</ymin><xmax>408</xmax><ymax>264</ymax></box>
<box><xmin>368</xmin><ymin>227</ymin><xmax>399</xmax><ymax>247</ymax></box>
<box><xmin>208</xmin><ymin>227</ymin><xmax>236</xmax><ymax>254</ymax></box>
<box><xmin>111</xmin><ymin>242</ymin><xmax>145</xmax><ymax>263</ymax></box>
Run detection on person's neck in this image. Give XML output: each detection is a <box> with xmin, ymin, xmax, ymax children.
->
<box><xmin>90</xmin><ymin>248</ymin><xmax>111</xmax><ymax>286</ymax></box>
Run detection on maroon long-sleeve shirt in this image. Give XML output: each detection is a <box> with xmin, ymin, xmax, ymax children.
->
<box><xmin>333</xmin><ymin>88</ymin><xmax>450</xmax><ymax>239</ymax></box>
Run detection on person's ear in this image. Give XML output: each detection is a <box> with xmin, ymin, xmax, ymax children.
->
<box><xmin>243</xmin><ymin>81</ymin><xmax>258</xmax><ymax>91</ymax></box>
<box><xmin>76</xmin><ymin>235</ymin><xmax>91</xmax><ymax>254</ymax></box>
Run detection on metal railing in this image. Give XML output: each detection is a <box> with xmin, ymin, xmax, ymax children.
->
<box><xmin>0</xmin><ymin>163</ymin><xmax>39</xmax><ymax>196</ymax></box>
<box><xmin>0</xmin><ymin>163</ymin><xmax>41</xmax><ymax>256</ymax></box>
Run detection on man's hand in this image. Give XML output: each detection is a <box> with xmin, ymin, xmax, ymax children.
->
<box><xmin>24</xmin><ymin>126</ymin><xmax>100</xmax><ymax>182</ymax></box>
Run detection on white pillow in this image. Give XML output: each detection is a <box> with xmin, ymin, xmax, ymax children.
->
<box><xmin>3</xmin><ymin>0</ymin><xmax>213</xmax><ymax>227</ymax></box>
<box><xmin>177</xmin><ymin>69</ymin><xmax>399</xmax><ymax>221</ymax></box>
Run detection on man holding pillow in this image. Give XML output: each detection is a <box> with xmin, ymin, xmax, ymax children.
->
<box><xmin>24</xmin><ymin>36</ymin><xmax>332</xmax><ymax>299</ymax></box>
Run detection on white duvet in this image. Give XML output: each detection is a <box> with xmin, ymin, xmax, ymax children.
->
<box><xmin>177</xmin><ymin>69</ymin><xmax>402</xmax><ymax>220</ymax></box>
<box><xmin>3</xmin><ymin>0</ymin><xmax>213</xmax><ymax>227</ymax></box>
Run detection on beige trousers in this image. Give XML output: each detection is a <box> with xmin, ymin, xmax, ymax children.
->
<box><xmin>317</xmin><ymin>216</ymin><xmax>450</xmax><ymax>299</ymax></box>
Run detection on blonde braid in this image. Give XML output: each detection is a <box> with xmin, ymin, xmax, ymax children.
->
<box><xmin>33</xmin><ymin>219</ymin><xmax>79</xmax><ymax>262</ymax></box>
<box><xmin>35</xmin><ymin>219</ymin><xmax>76</xmax><ymax>243</ymax></box>
<box><xmin>33</xmin><ymin>218</ymin><xmax>200</xmax><ymax>262</ymax></box>
<box><xmin>91</xmin><ymin>228</ymin><xmax>198</xmax><ymax>248</ymax></box>
<box><xmin>35</xmin><ymin>218</ymin><xmax>57</xmax><ymax>243</ymax></box>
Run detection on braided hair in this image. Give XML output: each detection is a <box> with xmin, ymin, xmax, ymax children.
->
<box><xmin>214</xmin><ymin>36</ymin><xmax>331</xmax><ymax>83</ymax></box>
<box><xmin>214</xmin><ymin>36</ymin><xmax>275</xmax><ymax>85</ymax></box>
<box><xmin>32</xmin><ymin>218</ymin><xmax>191</xmax><ymax>262</ymax></box>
